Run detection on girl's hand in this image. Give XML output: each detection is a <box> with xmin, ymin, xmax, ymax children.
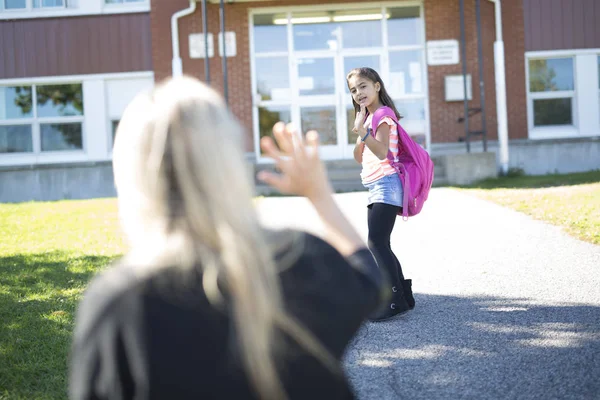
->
<box><xmin>353</xmin><ymin>105</ymin><xmax>367</xmax><ymax>135</ymax></box>
<box><xmin>258</xmin><ymin>122</ymin><xmax>332</xmax><ymax>201</ymax></box>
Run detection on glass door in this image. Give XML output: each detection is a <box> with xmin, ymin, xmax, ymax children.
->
<box><xmin>290</xmin><ymin>8</ymin><xmax>385</xmax><ymax>160</ymax></box>
<box><xmin>342</xmin><ymin>53</ymin><xmax>381</xmax><ymax>158</ymax></box>
<box><xmin>251</xmin><ymin>5</ymin><xmax>428</xmax><ymax>161</ymax></box>
<box><xmin>293</xmin><ymin>53</ymin><xmax>341</xmax><ymax>159</ymax></box>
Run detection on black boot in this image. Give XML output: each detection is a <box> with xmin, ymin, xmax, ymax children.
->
<box><xmin>401</xmin><ymin>279</ymin><xmax>415</xmax><ymax>310</ymax></box>
<box><xmin>369</xmin><ymin>285</ymin><xmax>410</xmax><ymax>322</ymax></box>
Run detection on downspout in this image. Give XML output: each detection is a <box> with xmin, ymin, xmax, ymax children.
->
<box><xmin>488</xmin><ymin>0</ymin><xmax>509</xmax><ymax>174</ymax></box>
<box><xmin>171</xmin><ymin>1</ymin><xmax>197</xmax><ymax>77</ymax></box>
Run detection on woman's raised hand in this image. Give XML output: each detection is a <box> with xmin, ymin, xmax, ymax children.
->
<box><xmin>258</xmin><ymin>122</ymin><xmax>332</xmax><ymax>201</ymax></box>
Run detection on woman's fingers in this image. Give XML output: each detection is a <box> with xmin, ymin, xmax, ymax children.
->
<box><xmin>260</xmin><ymin>136</ymin><xmax>283</xmax><ymax>163</ymax></box>
<box><xmin>288</xmin><ymin>124</ymin><xmax>307</xmax><ymax>161</ymax></box>
<box><xmin>260</xmin><ymin>122</ymin><xmax>329</xmax><ymax>198</ymax></box>
<box><xmin>272</xmin><ymin>122</ymin><xmax>294</xmax><ymax>155</ymax></box>
<box><xmin>305</xmin><ymin>130</ymin><xmax>320</xmax><ymax>157</ymax></box>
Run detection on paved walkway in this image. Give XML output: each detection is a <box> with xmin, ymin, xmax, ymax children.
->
<box><xmin>256</xmin><ymin>188</ymin><xmax>600</xmax><ymax>400</ymax></box>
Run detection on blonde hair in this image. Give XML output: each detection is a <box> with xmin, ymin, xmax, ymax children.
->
<box><xmin>112</xmin><ymin>76</ymin><xmax>337</xmax><ymax>399</ymax></box>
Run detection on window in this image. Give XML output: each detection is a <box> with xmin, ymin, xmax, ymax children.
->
<box><xmin>528</xmin><ymin>57</ymin><xmax>575</xmax><ymax>127</ymax></box>
<box><xmin>1</xmin><ymin>0</ymin><xmax>63</xmax><ymax>9</ymax></box>
<box><xmin>0</xmin><ymin>84</ymin><xmax>84</xmax><ymax>154</ymax></box>
<box><xmin>253</xmin><ymin>13</ymin><xmax>292</xmax><ymax>155</ymax></box>
<box><xmin>3</xmin><ymin>0</ymin><xmax>26</xmax><ymax>9</ymax></box>
<box><xmin>33</xmin><ymin>0</ymin><xmax>64</xmax><ymax>7</ymax></box>
<box><xmin>387</xmin><ymin>7</ymin><xmax>422</xmax><ymax>46</ymax></box>
<box><xmin>251</xmin><ymin>5</ymin><xmax>429</xmax><ymax>158</ymax></box>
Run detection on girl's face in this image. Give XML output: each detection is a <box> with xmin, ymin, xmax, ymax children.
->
<box><xmin>347</xmin><ymin>75</ymin><xmax>381</xmax><ymax>108</ymax></box>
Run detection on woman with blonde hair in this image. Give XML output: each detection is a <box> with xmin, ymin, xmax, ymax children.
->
<box><xmin>69</xmin><ymin>76</ymin><xmax>386</xmax><ymax>400</ymax></box>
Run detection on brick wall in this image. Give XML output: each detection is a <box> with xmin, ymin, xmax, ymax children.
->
<box><xmin>503</xmin><ymin>0</ymin><xmax>528</xmax><ymax>140</ymax></box>
<box><xmin>150</xmin><ymin>0</ymin><xmax>528</xmax><ymax>152</ymax></box>
<box><xmin>424</xmin><ymin>0</ymin><xmax>527</xmax><ymax>143</ymax></box>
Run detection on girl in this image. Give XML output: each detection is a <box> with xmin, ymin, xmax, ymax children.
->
<box><xmin>347</xmin><ymin>67</ymin><xmax>415</xmax><ymax>321</ymax></box>
<box><xmin>68</xmin><ymin>76</ymin><xmax>386</xmax><ymax>400</ymax></box>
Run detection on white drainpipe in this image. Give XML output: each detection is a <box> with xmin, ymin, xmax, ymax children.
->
<box><xmin>171</xmin><ymin>1</ymin><xmax>197</xmax><ymax>77</ymax></box>
<box><xmin>488</xmin><ymin>0</ymin><xmax>509</xmax><ymax>175</ymax></box>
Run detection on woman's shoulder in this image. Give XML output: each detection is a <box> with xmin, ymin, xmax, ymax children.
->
<box><xmin>267</xmin><ymin>228</ymin><xmax>380</xmax><ymax>290</ymax></box>
<box><xmin>265</xmin><ymin>228</ymin><xmax>340</xmax><ymax>258</ymax></box>
<box><xmin>73</xmin><ymin>261</ymin><xmax>145</xmax><ymax>331</ymax></box>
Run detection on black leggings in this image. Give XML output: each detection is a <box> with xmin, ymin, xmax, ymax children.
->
<box><xmin>367</xmin><ymin>203</ymin><xmax>404</xmax><ymax>285</ymax></box>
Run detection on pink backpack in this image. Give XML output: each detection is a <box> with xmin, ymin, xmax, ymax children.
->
<box><xmin>370</xmin><ymin>106</ymin><xmax>435</xmax><ymax>219</ymax></box>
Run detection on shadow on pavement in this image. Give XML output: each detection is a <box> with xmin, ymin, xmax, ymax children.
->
<box><xmin>345</xmin><ymin>293</ymin><xmax>600</xmax><ymax>400</ymax></box>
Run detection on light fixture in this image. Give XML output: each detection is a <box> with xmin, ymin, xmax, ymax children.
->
<box><xmin>332</xmin><ymin>13</ymin><xmax>390</xmax><ymax>22</ymax></box>
<box><xmin>273</xmin><ymin>16</ymin><xmax>332</xmax><ymax>25</ymax></box>
<box><xmin>273</xmin><ymin>12</ymin><xmax>391</xmax><ymax>25</ymax></box>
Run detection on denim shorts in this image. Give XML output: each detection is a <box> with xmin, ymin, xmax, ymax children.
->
<box><xmin>363</xmin><ymin>174</ymin><xmax>403</xmax><ymax>207</ymax></box>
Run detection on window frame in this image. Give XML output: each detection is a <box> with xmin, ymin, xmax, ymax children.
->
<box><xmin>0</xmin><ymin>82</ymin><xmax>85</xmax><ymax>155</ymax></box>
<box><xmin>526</xmin><ymin>55</ymin><xmax>576</xmax><ymax>130</ymax></box>
<box><xmin>525</xmin><ymin>49</ymin><xmax>600</xmax><ymax>140</ymax></box>
<box><xmin>33</xmin><ymin>0</ymin><xmax>66</xmax><ymax>9</ymax></box>
<box><xmin>0</xmin><ymin>0</ymin><xmax>150</xmax><ymax>19</ymax></box>
<box><xmin>2</xmin><ymin>0</ymin><xmax>65</xmax><ymax>11</ymax></box>
<box><xmin>2</xmin><ymin>0</ymin><xmax>28</xmax><ymax>11</ymax></box>
<box><xmin>249</xmin><ymin>1</ymin><xmax>430</xmax><ymax>162</ymax></box>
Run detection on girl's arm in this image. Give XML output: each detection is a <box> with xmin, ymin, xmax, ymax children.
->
<box><xmin>363</xmin><ymin>123</ymin><xmax>390</xmax><ymax>160</ymax></box>
<box><xmin>353</xmin><ymin>136</ymin><xmax>364</xmax><ymax>164</ymax></box>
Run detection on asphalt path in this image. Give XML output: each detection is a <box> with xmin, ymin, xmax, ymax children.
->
<box><xmin>256</xmin><ymin>188</ymin><xmax>600</xmax><ymax>400</ymax></box>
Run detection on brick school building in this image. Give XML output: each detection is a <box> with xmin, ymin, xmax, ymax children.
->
<box><xmin>1</xmin><ymin>0</ymin><xmax>598</xmax><ymax>201</ymax></box>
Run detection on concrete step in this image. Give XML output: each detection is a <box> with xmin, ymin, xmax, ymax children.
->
<box><xmin>253</xmin><ymin>158</ymin><xmax>450</xmax><ymax>195</ymax></box>
<box><xmin>431</xmin><ymin>156</ymin><xmax>447</xmax><ymax>180</ymax></box>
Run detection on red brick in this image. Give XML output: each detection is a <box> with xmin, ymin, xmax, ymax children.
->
<box><xmin>150</xmin><ymin>0</ymin><xmax>528</xmax><ymax>151</ymax></box>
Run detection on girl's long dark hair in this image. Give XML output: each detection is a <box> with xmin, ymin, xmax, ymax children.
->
<box><xmin>346</xmin><ymin>67</ymin><xmax>402</xmax><ymax>120</ymax></box>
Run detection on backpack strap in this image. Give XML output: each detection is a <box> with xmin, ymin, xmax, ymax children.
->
<box><xmin>373</xmin><ymin>107</ymin><xmax>410</xmax><ymax>219</ymax></box>
<box><xmin>370</xmin><ymin>106</ymin><xmax>398</xmax><ymax>134</ymax></box>
<box><xmin>372</xmin><ymin>106</ymin><xmax>400</xmax><ymax>162</ymax></box>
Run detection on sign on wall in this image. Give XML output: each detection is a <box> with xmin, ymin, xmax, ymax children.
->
<box><xmin>189</xmin><ymin>33</ymin><xmax>214</xmax><ymax>59</ymax></box>
<box><xmin>444</xmin><ymin>74</ymin><xmax>472</xmax><ymax>102</ymax></box>
<box><xmin>218</xmin><ymin>32</ymin><xmax>237</xmax><ymax>58</ymax></box>
<box><xmin>427</xmin><ymin>40</ymin><xmax>460</xmax><ymax>66</ymax></box>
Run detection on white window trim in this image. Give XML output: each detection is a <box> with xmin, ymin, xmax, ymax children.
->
<box><xmin>0</xmin><ymin>71</ymin><xmax>153</xmax><ymax>86</ymax></box>
<box><xmin>0</xmin><ymin>0</ymin><xmax>150</xmax><ymax>20</ymax></box>
<box><xmin>526</xmin><ymin>49</ymin><xmax>600</xmax><ymax>140</ymax></box>
<box><xmin>3</xmin><ymin>0</ymin><xmax>68</xmax><ymax>11</ymax></box>
<box><xmin>249</xmin><ymin>1</ymin><xmax>429</xmax><ymax>162</ymax></box>
<box><xmin>1</xmin><ymin>0</ymin><xmax>66</xmax><ymax>13</ymax></box>
<box><xmin>1</xmin><ymin>82</ymin><xmax>86</xmax><ymax>156</ymax></box>
<box><xmin>0</xmin><ymin>71</ymin><xmax>153</xmax><ymax>166</ymax></box>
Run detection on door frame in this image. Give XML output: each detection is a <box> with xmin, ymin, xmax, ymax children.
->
<box><xmin>249</xmin><ymin>1</ymin><xmax>430</xmax><ymax>163</ymax></box>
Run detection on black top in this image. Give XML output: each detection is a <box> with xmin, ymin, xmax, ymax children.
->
<box><xmin>69</xmin><ymin>231</ymin><xmax>383</xmax><ymax>400</ymax></box>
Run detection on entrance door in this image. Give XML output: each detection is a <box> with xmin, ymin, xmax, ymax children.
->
<box><xmin>292</xmin><ymin>51</ymin><xmax>382</xmax><ymax>159</ymax></box>
<box><xmin>341</xmin><ymin>53</ymin><xmax>381</xmax><ymax>157</ymax></box>
<box><xmin>251</xmin><ymin>5</ymin><xmax>428</xmax><ymax>161</ymax></box>
<box><xmin>293</xmin><ymin>53</ymin><xmax>340</xmax><ymax>159</ymax></box>
<box><xmin>290</xmin><ymin>9</ymin><xmax>385</xmax><ymax>160</ymax></box>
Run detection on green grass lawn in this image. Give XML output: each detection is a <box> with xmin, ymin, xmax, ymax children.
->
<box><xmin>1</xmin><ymin>171</ymin><xmax>599</xmax><ymax>399</ymax></box>
<box><xmin>457</xmin><ymin>170</ymin><xmax>600</xmax><ymax>245</ymax></box>
<box><xmin>0</xmin><ymin>199</ymin><xmax>125</xmax><ymax>400</ymax></box>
